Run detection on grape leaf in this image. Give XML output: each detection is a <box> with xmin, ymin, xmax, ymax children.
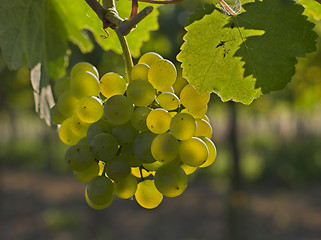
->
<box><xmin>177</xmin><ymin>0</ymin><xmax>318</xmax><ymax>104</ymax></box>
<box><xmin>297</xmin><ymin>0</ymin><xmax>321</xmax><ymax>21</ymax></box>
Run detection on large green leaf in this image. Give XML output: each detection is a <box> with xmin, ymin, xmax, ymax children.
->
<box><xmin>177</xmin><ymin>0</ymin><xmax>318</xmax><ymax>104</ymax></box>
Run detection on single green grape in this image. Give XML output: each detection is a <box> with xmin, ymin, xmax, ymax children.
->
<box><xmin>133</xmin><ymin>131</ymin><xmax>156</xmax><ymax>164</ymax></box>
<box><xmin>86</xmin><ymin>118</ymin><xmax>113</xmax><ymax>143</ymax></box>
<box><xmin>135</xmin><ymin>180</ymin><xmax>163</xmax><ymax>209</ymax></box>
<box><xmin>179</xmin><ymin>137</ymin><xmax>209</xmax><ymax>167</ymax></box>
<box><xmin>105</xmin><ymin>155</ymin><xmax>131</xmax><ymax>181</ymax></box>
<box><xmin>172</xmin><ymin>75</ymin><xmax>188</xmax><ymax>96</ymax></box>
<box><xmin>57</xmin><ymin>90</ymin><xmax>79</xmax><ymax>118</ymax></box>
<box><xmin>148</xmin><ymin>59</ymin><xmax>177</xmax><ymax>92</ymax></box>
<box><xmin>75</xmin><ymin>96</ymin><xmax>104</xmax><ymax>123</ymax></box>
<box><xmin>170</xmin><ymin>112</ymin><xmax>196</xmax><ymax>140</ymax></box>
<box><xmin>131</xmin><ymin>63</ymin><xmax>150</xmax><ymax>81</ymax></box>
<box><xmin>90</xmin><ymin>132</ymin><xmax>119</xmax><ymax>162</ymax></box>
<box><xmin>71</xmin><ymin>62</ymin><xmax>99</xmax><ymax>79</ymax></box>
<box><xmin>59</xmin><ymin>118</ymin><xmax>82</xmax><ymax>145</ymax></box>
<box><xmin>54</xmin><ymin>76</ymin><xmax>71</xmax><ymax>98</ymax></box>
<box><xmin>104</xmin><ymin>95</ymin><xmax>134</xmax><ymax>125</ymax></box>
<box><xmin>65</xmin><ymin>141</ymin><xmax>96</xmax><ymax>171</ymax></box>
<box><xmin>126</xmin><ymin>79</ymin><xmax>156</xmax><ymax>107</ymax></box>
<box><xmin>151</xmin><ymin>132</ymin><xmax>179</xmax><ymax>163</ymax></box>
<box><xmin>130</xmin><ymin>107</ymin><xmax>151</xmax><ymax>132</ymax></box>
<box><xmin>114</xmin><ymin>174</ymin><xmax>137</xmax><ymax>199</ymax></box>
<box><xmin>50</xmin><ymin>105</ymin><xmax>67</xmax><ymax>124</ymax></box>
<box><xmin>156</xmin><ymin>92</ymin><xmax>180</xmax><ymax>111</ymax></box>
<box><xmin>180</xmin><ymin>84</ymin><xmax>210</xmax><ymax>111</ymax></box>
<box><xmin>112</xmin><ymin>122</ymin><xmax>138</xmax><ymax>147</ymax></box>
<box><xmin>85</xmin><ymin>188</ymin><xmax>111</xmax><ymax>210</ymax></box>
<box><xmin>99</xmin><ymin>72</ymin><xmax>127</xmax><ymax>98</ymax></box>
<box><xmin>86</xmin><ymin>175</ymin><xmax>114</xmax><ymax>208</ymax></box>
<box><xmin>154</xmin><ymin>163</ymin><xmax>187</xmax><ymax>197</ymax></box>
<box><xmin>70</xmin><ymin>114</ymin><xmax>91</xmax><ymax>138</ymax></box>
<box><xmin>194</xmin><ymin>118</ymin><xmax>213</xmax><ymax>139</ymax></box>
<box><xmin>73</xmin><ymin>161</ymin><xmax>100</xmax><ymax>182</ymax></box>
<box><xmin>138</xmin><ymin>52</ymin><xmax>163</xmax><ymax>67</ymax></box>
<box><xmin>70</xmin><ymin>71</ymin><xmax>99</xmax><ymax>99</ymax></box>
<box><xmin>146</xmin><ymin>108</ymin><xmax>172</xmax><ymax>134</ymax></box>
<box><xmin>199</xmin><ymin>137</ymin><xmax>217</xmax><ymax>168</ymax></box>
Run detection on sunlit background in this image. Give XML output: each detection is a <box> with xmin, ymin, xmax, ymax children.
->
<box><xmin>1</xmin><ymin>1</ymin><xmax>321</xmax><ymax>239</ymax></box>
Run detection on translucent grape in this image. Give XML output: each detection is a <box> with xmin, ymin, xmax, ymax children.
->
<box><xmin>50</xmin><ymin>105</ymin><xmax>67</xmax><ymax>124</ymax></box>
<box><xmin>86</xmin><ymin>175</ymin><xmax>114</xmax><ymax>208</ymax></box>
<box><xmin>138</xmin><ymin>52</ymin><xmax>163</xmax><ymax>67</ymax></box>
<box><xmin>75</xmin><ymin>96</ymin><xmax>104</xmax><ymax>123</ymax></box>
<box><xmin>180</xmin><ymin>85</ymin><xmax>210</xmax><ymax>111</ymax></box>
<box><xmin>151</xmin><ymin>132</ymin><xmax>179</xmax><ymax>163</ymax></box>
<box><xmin>112</xmin><ymin>122</ymin><xmax>138</xmax><ymax>146</ymax></box>
<box><xmin>130</xmin><ymin>107</ymin><xmax>151</xmax><ymax>132</ymax></box>
<box><xmin>86</xmin><ymin>118</ymin><xmax>113</xmax><ymax>143</ymax></box>
<box><xmin>146</xmin><ymin>108</ymin><xmax>172</xmax><ymax>134</ymax></box>
<box><xmin>170</xmin><ymin>113</ymin><xmax>196</xmax><ymax>140</ymax></box>
<box><xmin>179</xmin><ymin>137</ymin><xmax>209</xmax><ymax>167</ymax></box>
<box><xmin>172</xmin><ymin>75</ymin><xmax>188</xmax><ymax>96</ymax></box>
<box><xmin>114</xmin><ymin>174</ymin><xmax>137</xmax><ymax>199</ymax></box>
<box><xmin>105</xmin><ymin>155</ymin><xmax>131</xmax><ymax>181</ymax></box>
<box><xmin>85</xmin><ymin>188</ymin><xmax>111</xmax><ymax>210</ymax></box>
<box><xmin>154</xmin><ymin>164</ymin><xmax>187</xmax><ymax>197</ymax></box>
<box><xmin>73</xmin><ymin>161</ymin><xmax>100</xmax><ymax>182</ymax></box>
<box><xmin>131</xmin><ymin>63</ymin><xmax>149</xmax><ymax>81</ymax></box>
<box><xmin>133</xmin><ymin>131</ymin><xmax>156</xmax><ymax>164</ymax></box>
<box><xmin>148</xmin><ymin>59</ymin><xmax>177</xmax><ymax>91</ymax></box>
<box><xmin>99</xmin><ymin>72</ymin><xmax>127</xmax><ymax>98</ymax></box>
<box><xmin>195</xmin><ymin>118</ymin><xmax>213</xmax><ymax>139</ymax></box>
<box><xmin>54</xmin><ymin>76</ymin><xmax>70</xmax><ymax>98</ymax></box>
<box><xmin>59</xmin><ymin>118</ymin><xmax>82</xmax><ymax>145</ymax></box>
<box><xmin>71</xmin><ymin>62</ymin><xmax>99</xmax><ymax>79</ymax></box>
<box><xmin>65</xmin><ymin>141</ymin><xmax>96</xmax><ymax>171</ymax></box>
<box><xmin>70</xmin><ymin>115</ymin><xmax>90</xmax><ymax>138</ymax></box>
<box><xmin>199</xmin><ymin>137</ymin><xmax>217</xmax><ymax>168</ymax></box>
<box><xmin>70</xmin><ymin>71</ymin><xmax>99</xmax><ymax>99</ymax></box>
<box><xmin>181</xmin><ymin>163</ymin><xmax>198</xmax><ymax>175</ymax></box>
<box><xmin>57</xmin><ymin>90</ymin><xmax>79</xmax><ymax>118</ymax></box>
<box><xmin>126</xmin><ymin>79</ymin><xmax>156</xmax><ymax>107</ymax></box>
<box><xmin>90</xmin><ymin>132</ymin><xmax>119</xmax><ymax>162</ymax></box>
<box><xmin>104</xmin><ymin>95</ymin><xmax>134</xmax><ymax>125</ymax></box>
<box><xmin>156</xmin><ymin>92</ymin><xmax>180</xmax><ymax>111</ymax></box>
<box><xmin>135</xmin><ymin>180</ymin><xmax>163</xmax><ymax>209</ymax></box>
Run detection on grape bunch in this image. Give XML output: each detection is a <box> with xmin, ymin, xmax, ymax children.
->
<box><xmin>50</xmin><ymin>52</ymin><xmax>217</xmax><ymax>209</ymax></box>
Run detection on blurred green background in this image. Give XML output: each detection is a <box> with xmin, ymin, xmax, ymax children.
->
<box><xmin>1</xmin><ymin>1</ymin><xmax>321</xmax><ymax>240</ymax></box>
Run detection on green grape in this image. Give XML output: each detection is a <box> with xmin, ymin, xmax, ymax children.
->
<box><xmin>70</xmin><ymin>115</ymin><xmax>90</xmax><ymax>138</ymax></box>
<box><xmin>86</xmin><ymin>118</ymin><xmax>113</xmax><ymax>143</ymax></box>
<box><xmin>104</xmin><ymin>95</ymin><xmax>134</xmax><ymax>125</ymax></box>
<box><xmin>59</xmin><ymin>118</ymin><xmax>82</xmax><ymax>145</ymax></box>
<box><xmin>71</xmin><ymin>62</ymin><xmax>99</xmax><ymax>79</ymax></box>
<box><xmin>105</xmin><ymin>155</ymin><xmax>131</xmax><ymax>181</ymax></box>
<box><xmin>130</xmin><ymin>107</ymin><xmax>151</xmax><ymax>132</ymax></box>
<box><xmin>181</xmin><ymin>105</ymin><xmax>208</xmax><ymax>119</ymax></box>
<box><xmin>85</xmin><ymin>188</ymin><xmax>111</xmax><ymax>210</ymax></box>
<box><xmin>135</xmin><ymin>180</ymin><xmax>163</xmax><ymax>209</ymax></box>
<box><xmin>143</xmin><ymin>160</ymin><xmax>163</xmax><ymax>171</ymax></box>
<box><xmin>114</xmin><ymin>174</ymin><xmax>138</xmax><ymax>199</ymax></box>
<box><xmin>151</xmin><ymin>132</ymin><xmax>179</xmax><ymax>163</ymax></box>
<box><xmin>170</xmin><ymin>113</ymin><xmax>196</xmax><ymax>140</ymax></box>
<box><xmin>179</xmin><ymin>137</ymin><xmax>209</xmax><ymax>167</ymax></box>
<box><xmin>172</xmin><ymin>75</ymin><xmax>188</xmax><ymax>96</ymax></box>
<box><xmin>154</xmin><ymin>164</ymin><xmax>187</xmax><ymax>197</ymax></box>
<box><xmin>181</xmin><ymin>163</ymin><xmax>198</xmax><ymax>175</ymax></box>
<box><xmin>74</xmin><ymin>161</ymin><xmax>100</xmax><ymax>182</ymax></box>
<box><xmin>90</xmin><ymin>133</ymin><xmax>119</xmax><ymax>162</ymax></box>
<box><xmin>148</xmin><ymin>59</ymin><xmax>177</xmax><ymax>91</ymax></box>
<box><xmin>126</xmin><ymin>79</ymin><xmax>156</xmax><ymax>107</ymax></box>
<box><xmin>99</xmin><ymin>72</ymin><xmax>127</xmax><ymax>98</ymax></box>
<box><xmin>199</xmin><ymin>137</ymin><xmax>217</xmax><ymax>168</ymax></box>
<box><xmin>76</xmin><ymin>96</ymin><xmax>104</xmax><ymax>123</ymax></box>
<box><xmin>138</xmin><ymin>52</ymin><xmax>163</xmax><ymax>67</ymax></box>
<box><xmin>133</xmin><ymin>131</ymin><xmax>156</xmax><ymax>163</ymax></box>
<box><xmin>112</xmin><ymin>122</ymin><xmax>138</xmax><ymax>146</ymax></box>
<box><xmin>180</xmin><ymin>85</ymin><xmax>210</xmax><ymax>111</ymax></box>
<box><xmin>54</xmin><ymin>76</ymin><xmax>71</xmax><ymax>98</ymax></box>
<box><xmin>50</xmin><ymin>105</ymin><xmax>67</xmax><ymax>124</ymax></box>
<box><xmin>195</xmin><ymin>118</ymin><xmax>213</xmax><ymax>139</ymax></box>
<box><xmin>121</xmin><ymin>146</ymin><xmax>142</xmax><ymax>167</ymax></box>
<box><xmin>146</xmin><ymin>108</ymin><xmax>172</xmax><ymax>134</ymax></box>
<box><xmin>65</xmin><ymin>141</ymin><xmax>96</xmax><ymax>171</ymax></box>
<box><xmin>131</xmin><ymin>63</ymin><xmax>149</xmax><ymax>81</ymax></box>
<box><xmin>156</xmin><ymin>92</ymin><xmax>180</xmax><ymax>111</ymax></box>
<box><xmin>57</xmin><ymin>90</ymin><xmax>79</xmax><ymax>118</ymax></box>
<box><xmin>86</xmin><ymin>175</ymin><xmax>114</xmax><ymax>208</ymax></box>
<box><xmin>131</xmin><ymin>167</ymin><xmax>151</xmax><ymax>178</ymax></box>
<box><xmin>70</xmin><ymin>71</ymin><xmax>99</xmax><ymax>99</ymax></box>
